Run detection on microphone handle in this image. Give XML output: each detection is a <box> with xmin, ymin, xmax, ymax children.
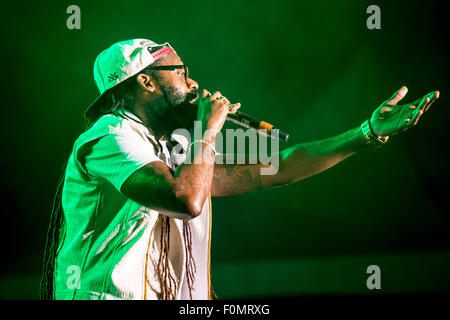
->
<box><xmin>226</xmin><ymin>111</ymin><xmax>289</xmax><ymax>143</ymax></box>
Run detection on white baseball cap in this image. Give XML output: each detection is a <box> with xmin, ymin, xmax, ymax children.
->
<box><xmin>84</xmin><ymin>38</ymin><xmax>176</xmax><ymax>120</ymax></box>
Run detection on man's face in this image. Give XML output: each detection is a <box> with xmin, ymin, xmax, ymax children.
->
<box><xmin>152</xmin><ymin>53</ymin><xmax>198</xmax><ymax>101</ymax></box>
<box><xmin>145</xmin><ymin>52</ymin><xmax>199</xmax><ymax>130</ymax></box>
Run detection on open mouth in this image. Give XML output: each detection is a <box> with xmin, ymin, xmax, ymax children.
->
<box><xmin>188</xmin><ymin>93</ymin><xmax>199</xmax><ymax>104</ymax></box>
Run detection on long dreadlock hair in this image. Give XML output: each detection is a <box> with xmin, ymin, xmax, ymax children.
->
<box><xmin>40</xmin><ymin>66</ymin><xmax>205</xmax><ymax>300</ymax></box>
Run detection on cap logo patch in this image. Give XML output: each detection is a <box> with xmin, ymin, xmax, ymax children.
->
<box><xmin>107</xmin><ymin>72</ymin><xmax>119</xmax><ymax>82</ymax></box>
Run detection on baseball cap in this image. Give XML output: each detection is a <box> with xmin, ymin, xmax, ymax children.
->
<box><xmin>84</xmin><ymin>39</ymin><xmax>176</xmax><ymax>120</ymax></box>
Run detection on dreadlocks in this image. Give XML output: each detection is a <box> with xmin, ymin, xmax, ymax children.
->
<box><xmin>40</xmin><ymin>66</ymin><xmax>202</xmax><ymax>300</ymax></box>
<box><xmin>40</xmin><ymin>159</ymin><xmax>68</xmax><ymax>300</ymax></box>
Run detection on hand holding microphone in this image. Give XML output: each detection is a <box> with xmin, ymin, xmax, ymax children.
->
<box><xmin>195</xmin><ymin>89</ymin><xmax>241</xmax><ymax>138</ymax></box>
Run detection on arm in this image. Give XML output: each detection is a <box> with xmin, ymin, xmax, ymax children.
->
<box><xmin>121</xmin><ymin>141</ymin><xmax>216</xmax><ymax>220</ymax></box>
<box><xmin>211</xmin><ymin>126</ymin><xmax>365</xmax><ymax>197</ymax></box>
<box><xmin>122</xmin><ymin>89</ymin><xmax>240</xmax><ymax>219</ymax></box>
<box><xmin>211</xmin><ymin>87</ymin><xmax>440</xmax><ymax>197</ymax></box>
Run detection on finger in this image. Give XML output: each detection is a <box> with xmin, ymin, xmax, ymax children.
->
<box><xmin>220</xmin><ymin>96</ymin><xmax>231</xmax><ymax>106</ymax></box>
<box><xmin>209</xmin><ymin>91</ymin><xmax>222</xmax><ymax>101</ymax></box>
<box><xmin>211</xmin><ymin>94</ymin><xmax>232</xmax><ymax>115</ymax></box>
<box><xmin>419</xmin><ymin>91</ymin><xmax>436</xmax><ymax>110</ymax></box>
<box><xmin>228</xmin><ymin>103</ymin><xmax>241</xmax><ymax>114</ymax></box>
<box><xmin>201</xmin><ymin>89</ymin><xmax>211</xmax><ymax>98</ymax></box>
<box><xmin>214</xmin><ymin>96</ymin><xmax>232</xmax><ymax>113</ymax></box>
<box><xmin>386</xmin><ymin>86</ymin><xmax>408</xmax><ymax>105</ymax></box>
<box><xmin>412</xmin><ymin>110</ymin><xmax>424</xmax><ymax>126</ymax></box>
<box><xmin>405</xmin><ymin>107</ymin><xmax>423</xmax><ymax>128</ymax></box>
<box><xmin>425</xmin><ymin>90</ymin><xmax>439</xmax><ymax>112</ymax></box>
<box><xmin>419</xmin><ymin>97</ymin><xmax>430</xmax><ymax>112</ymax></box>
<box><xmin>407</xmin><ymin>96</ymin><xmax>427</xmax><ymax>115</ymax></box>
<box><xmin>425</xmin><ymin>99</ymin><xmax>436</xmax><ymax>112</ymax></box>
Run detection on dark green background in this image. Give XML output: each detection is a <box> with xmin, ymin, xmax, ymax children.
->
<box><xmin>0</xmin><ymin>0</ymin><xmax>449</xmax><ymax>299</ymax></box>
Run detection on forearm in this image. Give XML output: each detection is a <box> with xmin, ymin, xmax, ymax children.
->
<box><xmin>264</xmin><ymin>126</ymin><xmax>367</xmax><ymax>187</ymax></box>
<box><xmin>211</xmin><ymin>126</ymin><xmax>368</xmax><ymax>197</ymax></box>
<box><xmin>173</xmin><ymin>133</ymin><xmax>216</xmax><ymax>216</ymax></box>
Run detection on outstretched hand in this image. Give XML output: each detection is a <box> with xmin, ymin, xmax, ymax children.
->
<box><xmin>370</xmin><ymin>86</ymin><xmax>439</xmax><ymax>137</ymax></box>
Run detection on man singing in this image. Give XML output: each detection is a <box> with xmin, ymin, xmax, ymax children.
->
<box><xmin>41</xmin><ymin>38</ymin><xmax>439</xmax><ymax>300</ymax></box>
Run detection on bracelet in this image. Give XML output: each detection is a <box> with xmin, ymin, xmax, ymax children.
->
<box><xmin>360</xmin><ymin>119</ymin><xmax>389</xmax><ymax>148</ymax></box>
<box><xmin>188</xmin><ymin>139</ymin><xmax>217</xmax><ymax>156</ymax></box>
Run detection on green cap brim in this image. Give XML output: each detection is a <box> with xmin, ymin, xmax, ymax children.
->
<box><xmin>84</xmin><ymin>88</ymin><xmax>114</xmax><ymax>121</ymax></box>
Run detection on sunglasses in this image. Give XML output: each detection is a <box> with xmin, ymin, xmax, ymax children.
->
<box><xmin>146</xmin><ymin>65</ymin><xmax>189</xmax><ymax>84</ymax></box>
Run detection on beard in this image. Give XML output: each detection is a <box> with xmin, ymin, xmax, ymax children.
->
<box><xmin>144</xmin><ymin>84</ymin><xmax>199</xmax><ymax>137</ymax></box>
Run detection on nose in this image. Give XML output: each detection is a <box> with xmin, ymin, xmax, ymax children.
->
<box><xmin>187</xmin><ymin>78</ymin><xmax>199</xmax><ymax>92</ymax></box>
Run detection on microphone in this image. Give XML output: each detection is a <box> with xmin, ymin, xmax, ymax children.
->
<box><xmin>188</xmin><ymin>94</ymin><xmax>289</xmax><ymax>142</ymax></box>
<box><xmin>226</xmin><ymin>111</ymin><xmax>289</xmax><ymax>143</ymax></box>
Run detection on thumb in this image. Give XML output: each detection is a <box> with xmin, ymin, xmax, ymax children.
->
<box><xmin>386</xmin><ymin>86</ymin><xmax>408</xmax><ymax>105</ymax></box>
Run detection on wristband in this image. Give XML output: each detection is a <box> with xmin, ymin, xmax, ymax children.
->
<box><xmin>360</xmin><ymin>119</ymin><xmax>389</xmax><ymax>148</ymax></box>
<box><xmin>188</xmin><ymin>139</ymin><xmax>217</xmax><ymax>156</ymax></box>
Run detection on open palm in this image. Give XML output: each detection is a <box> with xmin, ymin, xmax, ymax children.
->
<box><xmin>370</xmin><ymin>86</ymin><xmax>439</xmax><ymax>137</ymax></box>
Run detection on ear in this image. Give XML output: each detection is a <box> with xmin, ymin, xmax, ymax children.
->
<box><xmin>136</xmin><ymin>73</ymin><xmax>156</xmax><ymax>93</ymax></box>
